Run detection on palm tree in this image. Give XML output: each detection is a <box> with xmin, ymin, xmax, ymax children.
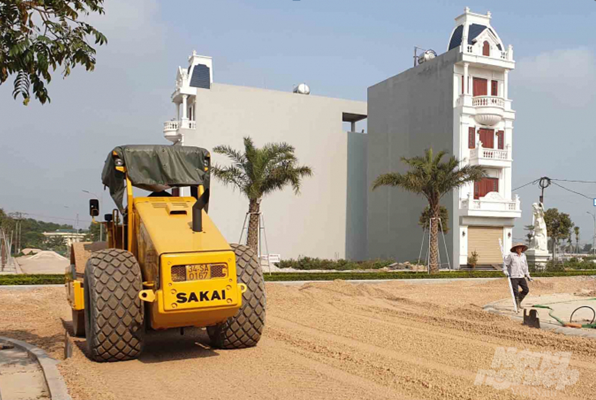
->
<box><xmin>372</xmin><ymin>148</ymin><xmax>485</xmax><ymax>273</ymax></box>
<box><xmin>574</xmin><ymin>226</ymin><xmax>580</xmax><ymax>253</ymax></box>
<box><xmin>212</xmin><ymin>137</ymin><xmax>313</xmax><ymax>253</ymax></box>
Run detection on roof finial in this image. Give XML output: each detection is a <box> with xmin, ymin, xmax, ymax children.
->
<box><xmin>487</xmin><ymin>11</ymin><xmax>492</xmax><ymax>18</ymax></box>
<box><xmin>464</xmin><ymin>6</ymin><xmax>470</xmax><ymax>13</ymax></box>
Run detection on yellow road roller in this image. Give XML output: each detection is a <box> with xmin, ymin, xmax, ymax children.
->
<box><xmin>65</xmin><ymin>145</ymin><xmax>266</xmax><ymax>362</ymax></box>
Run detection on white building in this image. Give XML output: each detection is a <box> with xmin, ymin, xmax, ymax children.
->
<box><xmin>367</xmin><ymin>8</ymin><xmax>520</xmax><ymax>267</ymax></box>
<box><xmin>162</xmin><ymin>8</ymin><xmax>520</xmax><ymax>267</ymax></box>
<box><xmin>43</xmin><ymin>230</ymin><xmax>86</xmax><ymax>247</ymax></box>
<box><xmin>163</xmin><ymin>52</ymin><xmax>367</xmax><ymax>260</ymax></box>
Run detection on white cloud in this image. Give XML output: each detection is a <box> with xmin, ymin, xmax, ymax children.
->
<box><xmin>510</xmin><ymin>47</ymin><xmax>596</xmax><ymax>242</ymax></box>
<box><xmin>513</xmin><ymin>47</ymin><xmax>596</xmax><ymax>106</ymax></box>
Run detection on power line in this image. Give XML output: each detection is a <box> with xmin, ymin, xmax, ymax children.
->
<box><xmin>512</xmin><ymin>179</ymin><xmax>539</xmax><ymax>191</ymax></box>
<box><xmin>551</xmin><ymin>182</ymin><xmax>594</xmax><ymax>200</ymax></box>
<box><xmin>551</xmin><ymin>179</ymin><xmax>596</xmax><ymax>184</ymax></box>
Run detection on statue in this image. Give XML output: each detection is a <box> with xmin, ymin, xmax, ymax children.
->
<box><xmin>530</xmin><ymin>202</ymin><xmax>548</xmax><ymax>251</ymax></box>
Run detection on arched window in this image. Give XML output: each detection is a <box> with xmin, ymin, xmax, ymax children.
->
<box><xmin>483</xmin><ymin>41</ymin><xmax>490</xmax><ymax>56</ymax></box>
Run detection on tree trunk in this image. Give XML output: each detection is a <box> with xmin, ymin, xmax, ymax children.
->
<box><xmin>246</xmin><ymin>199</ymin><xmax>260</xmax><ymax>253</ymax></box>
<box><xmin>429</xmin><ymin>203</ymin><xmax>440</xmax><ymax>274</ymax></box>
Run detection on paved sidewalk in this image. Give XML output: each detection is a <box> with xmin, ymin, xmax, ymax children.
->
<box><xmin>484</xmin><ymin>293</ymin><xmax>596</xmax><ymax>339</ymax></box>
<box><xmin>0</xmin><ymin>344</ymin><xmax>49</xmax><ymax>399</ymax></box>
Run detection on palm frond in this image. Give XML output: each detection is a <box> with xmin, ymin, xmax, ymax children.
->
<box><xmin>211</xmin><ymin>165</ymin><xmax>247</xmax><ymax>193</ymax></box>
<box><xmin>212</xmin><ymin>145</ymin><xmax>246</xmax><ymax>165</ymax></box>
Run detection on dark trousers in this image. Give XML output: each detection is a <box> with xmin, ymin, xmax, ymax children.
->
<box><xmin>510</xmin><ymin>278</ymin><xmax>529</xmax><ymax>303</ymax></box>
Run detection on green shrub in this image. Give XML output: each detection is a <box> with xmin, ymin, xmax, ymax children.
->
<box><xmin>276</xmin><ymin>257</ymin><xmax>394</xmax><ymax>271</ymax></box>
<box><xmin>263</xmin><ymin>270</ymin><xmax>596</xmax><ymax>282</ymax></box>
<box><xmin>0</xmin><ymin>274</ymin><xmax>64</xmax><ymax>285</ymax></box>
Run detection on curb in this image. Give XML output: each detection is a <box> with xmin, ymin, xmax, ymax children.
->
<box><xmin>0</xmin><ymin>336</ymin><xmax>71</xmax><ymax>400</ymax></box>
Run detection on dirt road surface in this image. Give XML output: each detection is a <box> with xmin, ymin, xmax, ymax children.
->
<box><xmin>1</xmin><ymin>277</ymin><xmax>596</xmax><ymax>399</ymax></box>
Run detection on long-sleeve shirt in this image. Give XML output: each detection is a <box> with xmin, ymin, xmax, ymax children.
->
<box><xmin>503</xmin><ymin>253</ymin><xmax>529</xmax><ymax>278</ymax></box>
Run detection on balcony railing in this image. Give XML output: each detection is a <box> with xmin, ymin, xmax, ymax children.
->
<box><xmin>163</xmin><ymin>119</ymin><xmax>196</xmax><ymax>143</ymax></box>
<box><xmin>462</xmin><ymin>43</ymin><xmax>513</xmax><ymax>61</ymax></box>
<box><xmin>461</xmin><ymin>193</ymin><xmax>520</xmax><ymax>213</ymax></box>
<box><xmin>470</xmin><ymin>145</ymin><xmax>510</xmax><ymax>161</ymax></box>
<box><xmin>473</xmin><ymin>96</ymin><xmax>504</xmax><ymax>108</ymax></box>
<box><xmin>164</xmin><ymin>121</ymin><xmax>179</xmax><ymax>131</ymax></box>
<box><xmin>163</xmin><ymin>120</ymin><xmax>196</xmax><ymax>131</ymax></box>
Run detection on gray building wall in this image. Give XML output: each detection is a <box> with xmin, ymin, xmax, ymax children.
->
<box><xmin>182</xmin><ymin>83</ymin><xmax>367</xmax><ymax>260</ymax></box>
<box><xmin>346</xmin><ymin>131</ymin><xmax>368</xmax><ymax>260</ymax></box>
<box><xmin>367</xmin><ymin>50</ymin><xmax>458</xmax><ymax>263</ymax></box>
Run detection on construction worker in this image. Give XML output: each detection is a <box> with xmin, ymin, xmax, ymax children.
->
<box><xmin>503</xmin><ymin>243</ymin><xmax>531</xmax><ymax>310</ymax></box>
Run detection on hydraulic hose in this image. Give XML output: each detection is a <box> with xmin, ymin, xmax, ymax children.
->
<box><xmin>532</xmin><ymin>298</ymin><xmax>596</xmax><ymax>329</ymax></box>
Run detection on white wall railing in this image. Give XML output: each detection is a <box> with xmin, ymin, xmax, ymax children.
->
<box><xmin>164</xmin><ymin>121</ymin><xmax>179</xmax><ymax>131</ymax></box>
<box><xmin>473</xmin><ymin>96</ymin><xmax>504</xmax><ymax>108</ymax></box>
<box><xmin>471</xmin><ymin>144</ymin><xmax>510</xmax><ymax>162</ymax></box>
<box><xmin>461</xmin><ymin>194</ymin><xmax>520</xmax><ymax>213</ymax></box>
<box><xmin>163</xmin><ymin>120</ymin><xmax>196</xmax><ymax>131</ymax></box>
<box><xmin>462</xmin><ymin>43</ymin><xmax>513</xmax><ymax>61</ymax></box>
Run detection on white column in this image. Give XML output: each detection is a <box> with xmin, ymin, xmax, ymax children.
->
<box><xmin>463</xmin><ymin>63</ymin><xmax>469</xmax><ymax>95</ymax></box>
<box><xmin>350</xmin><ymin>121</ymin><xmax>356</xmax><ymax>132</ymax></box>
<box><xmin>182</xmin><ymin>95</ymin><xmax>188</xmax><ymax>120</ymax></box>
<box><xmin>503</xmin><ymin>70</ymin><xmax>509</xmax><ymax>100</ymax></box>
<box><xmin>176</xmin><ymin>103</ymin><xmax>180</xmax><ymax>121</ymax></box>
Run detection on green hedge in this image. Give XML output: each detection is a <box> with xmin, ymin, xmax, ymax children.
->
<box><xmin>0</xmin><ymin>274</ymin><xmax>65</xmax><ymax>286</ymax></box>
<box><xmin>276</xmin><ymin>257</ymin><xmax>394</xmax><ymax>271</ymax></box>
<box><xmin>263</xmin><ymin>270</ymin><xmax>596</xmax><ymax>282</ymax></box>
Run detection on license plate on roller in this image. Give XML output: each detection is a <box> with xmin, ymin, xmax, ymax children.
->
<box><xmin>186</xmin><ymin>264</ymin><xmax>210</xmax><ymax>281</ymax></box>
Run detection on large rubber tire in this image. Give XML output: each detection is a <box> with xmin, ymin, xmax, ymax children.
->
<box><xmin>84</xmin><ymin>249</ymin><xmax>144</xmax><ymax>362</ymax></box>
<box><xmin>207</xmin><ymin>244</ymin><xmax>266</xmax><ymax>349</ymax></box>
<box><xmin>72</xmin><ymin>309</ymin><xmax>85</xmax><ymax>337</ymax></box>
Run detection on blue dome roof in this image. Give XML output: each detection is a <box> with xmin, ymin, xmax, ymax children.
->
<box><xmin>448</xmin><ymin>24</ymin><xmax>502</xmax><ymax>51</ymax></box>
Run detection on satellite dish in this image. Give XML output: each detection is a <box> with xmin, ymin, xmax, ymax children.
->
<box><xmin>293</xmin><ymin>83</ymin><xmax>310</xmax><ymax>95</ymax></box>
<box><xmin>418</xmin><ymin>49</ymin><xmax>437</xmax><ymax>64</ymax></box>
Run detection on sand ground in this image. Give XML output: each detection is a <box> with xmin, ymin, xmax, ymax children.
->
<box><xmin>1</xmin><ymin>277</ymin><xmax>596</xmax><ymax>400</ymax></box>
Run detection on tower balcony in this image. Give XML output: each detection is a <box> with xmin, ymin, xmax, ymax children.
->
<box><xmin>470</xmin><ymin>143</ymin><xmax>511</xmax><ymax>168</ymax></box>
<box><xmin>460</xmin><ymin>192</ymin><xmax>521</xmax><ymax>219</ymax></box>
<box><xmin>163</xmin><ymin>120</ymin><xmax>196</xmax><ymax>143</ymax></box>
<box><xmin>472</xmin><ymin>95</ymin><xmax>504</xmax><ymax>126</ymax></box>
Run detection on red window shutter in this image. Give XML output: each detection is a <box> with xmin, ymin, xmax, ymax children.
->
<box><xmin>491</xmin><ymin>80</ymin><xmax>498</xmax><ymax>96</ymax></box>
<box><xmin>497</xmin><ymin>131</ymin><xmax>504</xmax><ymax>149</ymax></box>
<box><xmin>483</xmin><ymin>41</ymin><xmax>490</xmax><ymax>56</ymax></box>
<box><xmin>479</xmin><ymin>129</ymin><xmax>494</xmax><ymax>148</ymax></box>
<box><xmin>490</xmin><ymin>178</ymin><xmax>499</xmax><ymax>193</ymax></box>
<box><xmin>473</xmin><ymin>78</ymin><xmax>488</xmax><ymax>96</ymax></box>
<box><xmin>468</xmin><ymin>127</ymin><xmax>475</xmax><ymax>149</ymax></box>
<box><xmin>476</xmin><ymin>178</ymin><xmax>499</xmax><ymax>199</ymax></box>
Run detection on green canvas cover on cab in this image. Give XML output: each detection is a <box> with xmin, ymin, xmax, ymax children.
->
<box><xmin>101</xmin><ymin>145</ymin><xmax>211</xmax><ymax>211</ymax></box>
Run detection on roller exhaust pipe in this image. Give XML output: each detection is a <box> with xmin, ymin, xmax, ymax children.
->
<box><xmin>191</xmin><ymin>188</ymin><xmax>209</xmax><ymax>233</ymax></box>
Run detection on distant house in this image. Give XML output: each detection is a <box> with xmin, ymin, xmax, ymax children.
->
<box><xmin>42</xmin><ymin>229</ymin><xmax>86</xmax><ymax>247</ymax></box>
<box><xmin>367</xmin><ymin>8</ymin><xmax>520</xmax><ymax>266</ymax></box>
<box><xmin>162</xmin><ymin>51</ymin><xmax>367</xmax><ymax>260</ymax></box>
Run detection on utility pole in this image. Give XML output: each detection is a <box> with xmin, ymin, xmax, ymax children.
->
<box><xmin>538</xmin><ymin>177</ymin><xmax>551</xmax><ymax>204</ymax></box>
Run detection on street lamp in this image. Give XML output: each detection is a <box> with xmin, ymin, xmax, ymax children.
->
<box><xmin>82</xmin><ymin>190</ymin><xmax>104</xmax><ymax>242</ymax></box>
<box><xmin>587</xmin><ymin>212</ymin><xmax>596</xmax><ymax>256</ymax></box>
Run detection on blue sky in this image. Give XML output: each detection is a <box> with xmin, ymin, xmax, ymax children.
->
<box><xmin>1</xmin><ymin>0</ymin><xmax>596</xmax><ymax>245</ymax></box>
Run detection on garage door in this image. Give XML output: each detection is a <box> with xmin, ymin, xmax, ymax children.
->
<box><xmin>468</xmin><ymin>227</ymin><xmax>503</xmax><ymax>265</ymax></box>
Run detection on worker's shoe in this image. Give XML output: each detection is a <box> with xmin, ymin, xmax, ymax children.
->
<box><xmin>516</xmin><ymin>298</ymin><xmax>524</xmax><ymax>310</ymax></box>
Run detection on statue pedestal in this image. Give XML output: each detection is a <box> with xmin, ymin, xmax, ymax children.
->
<box><xmin>526</xmin><ymin>249</ymin><xmax>551</xmax><ymax>270</ymax></box>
